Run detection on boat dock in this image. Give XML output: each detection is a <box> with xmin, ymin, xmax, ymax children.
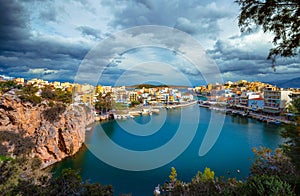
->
<box><xmin>199</xmin><ymin>104</ymin><xmax>295</xmax><ymax>125</ymax></box>
<box><xmin>166</xmin><ymin>100</ymin><xmax>198</xmax><ymax>109</ymax></box>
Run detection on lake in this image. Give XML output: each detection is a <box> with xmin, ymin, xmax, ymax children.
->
<box><xmin>52</xmin><ymin>104</ymin><xmax>284</xmax><ymax>195</ymax></box>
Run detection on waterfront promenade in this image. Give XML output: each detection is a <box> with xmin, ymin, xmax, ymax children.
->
<box><xmin>199</xmin><ymin>104</ymin><xmax>295</xmax><ymax>125</ymax></box>
<box><xmin>95</xmin><ymin>100</ymin><xmax>198</xmax><ymax>121</ymax></box>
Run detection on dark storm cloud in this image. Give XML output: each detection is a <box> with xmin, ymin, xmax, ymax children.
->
<box><xmin>0</xmin><ymin>0</ymin><xmax>30</xmax><ymax>41</ymax></box>
<box><xmin>208</xmin><ymin>36</ymin><xmax>300</xmax><ymax>81</ymax></box>
<box><xmin>102</xmin><ymin>0</ymin><xmax>234</xmax><ymax>37</ymax></box>
<box><xmin>209</xmin><ymin>40</ymin><xmax>267</xmax><ymax>61</ymax></box>
<box><xmin>76</xmin><ymin>26</ymin><xmax>102</xmax><ymax>39</ymax></box>
<box><xmin>0</xmin><ymin>36</ymin><xmax>89</xmax><ymax>69</ymax></box>
<box><xmin>0</xmin><ymin>0</ymin><xmax>90</xmax><ymax>81</ymax></box>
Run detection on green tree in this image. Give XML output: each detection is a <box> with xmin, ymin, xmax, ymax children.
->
<box><xmin>130</xmin><ymin>100</ymin><xmax>140</xmax><ymax>107</ymax></box>
<box><xmin>95</xmin><ymin>92</ymin><xmax>112</xmax><ymax>113</ymax></box>
<box><xmin>188</xmin><ymin>167</ymin><xmax>217</xmax><ymax>195</ymax></box>
<box><xmin>17</xmin><ymin>84</ymin><xmax>42</xmax><ymax>105</ymax></box>
<box><xmin>55</xmin><ymin>88</ymin><xmax>72</xmax><ymax>104</ymax></box>
<box><xmin>0</xmin><ymin>80</ymin><xmax>20</xmax><ymax>93</ymax></box>
<box><xmin>235</xmin><ymin>0</ymin><xmax>300</xmax><ymax>64</ymax></box>
<box><xmin>240</xmin><ymin>175</ymin><xmax>293</xmax><ymax>195</ymax></box>
<box><xmin>203</xmin><ymin>167</ymin><xmax>215</xmax><ymax>181</ymax></box>
<box><xmin>281</xmin><ymin>123</ymin><xmax>300</xmax><ymax>173</ymax></box>
<box><xmin>41</xmin><ymin>86</ymin><xmax>56</xmax><ymax>100</ymax></box>
<box><xmin>169</xmin><ymin>167</ymin><xmax>177</xmax><ymax>183</ymax></box>
<box><xmin>48</xmin><ymin>168</ymin><xmax>82</xmax><ymax>195</ymax></box>
<box><xmin>21</xmin><ymin>84</ymin><xmax>39</xmax><ymax>95</ymax></box>
<box><xmin>288</xmin><ymin>98</ymin><xmax>300</xmax><ymax>114</ymax></box>
<box><xmin>250</xmin><ymin>147</ymin><xmax>296</xmax><ymax>184</ymax></box>
<box><xmin>281</xmin><ymin>98</ymin><xmax>300</xmax><ymax>185</ymax></box>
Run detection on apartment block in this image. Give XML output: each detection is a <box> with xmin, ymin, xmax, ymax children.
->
<box><xmin>263</xmin><ymin>87</ymin><xmax>292</xmax><ymax>114</ymax></box>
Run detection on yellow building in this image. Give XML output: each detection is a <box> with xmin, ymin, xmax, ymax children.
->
<box><xmin>81</xmin><ymin>93</ymin><xmax>94</xmax><ymax>105</ymax></box>
<box><xmin>73</xmin><ymin>84</ymin><xmax>82</xmax><ymax>93</ymax></box>
<box><xmin>95</xmin><ymin>85</ymin><xmax>104</xmax><ymax>94</ymax></box>
<box><xmin>129</xmin><ymin>91</ymin><xmax>138</xmax><ymax>102</ymax></box>
<box><xmin>237</xmin><ymin>80</ymin><xmax>247</xmax><ymax>85</ymax></box>
<box><xmin>169</xmin><ymin>95</ymin><xmax>175</xmax><ymax>102</ymax></box>
<box><xmin>207</xmin><ymin>84</ymin><xmax>213</xmax><ymax>91</ymax></box>
<box><xmin>102</xmin><ymin>86</ymin><xmax>112</xmax><ymax>93</ymax></box>
<box><xmin>14</xmin><ymin>78</ymin><xmax>25</xmax><ymax>85</ymax></box>
<box><xmin>52</xmin><ymin>81</ymin><xmax>61</xmax><ymax>88</ymax></box>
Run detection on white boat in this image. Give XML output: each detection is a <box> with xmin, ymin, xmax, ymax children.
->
<box><xmin>154</xmin><ymin>185</ymin><xmax>160</xmax><ymax>195</ymax></box>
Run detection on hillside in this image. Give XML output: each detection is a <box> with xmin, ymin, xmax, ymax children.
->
<box><xmin>0</xmin><ymin>92</ymin><xmax>94</xmax><ymax>167</ymax></box>
<box><xmin>268</xmin><ymin>77</ymin><xmax>300</xmax><ymax>88</ymax></box>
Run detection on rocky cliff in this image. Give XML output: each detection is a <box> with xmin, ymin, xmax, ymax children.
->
<box><xmin>0</xmin><ymin>92</ymin><xmax>94</xmax><ymax>167</ymax></box>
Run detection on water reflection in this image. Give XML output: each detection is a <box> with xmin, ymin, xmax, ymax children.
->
<box><xmin>231</xmin><ymin>116</ymin><xmax>249</xmax><ymax>124</ymax></box>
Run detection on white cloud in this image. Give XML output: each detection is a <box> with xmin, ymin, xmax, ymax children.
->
<box><xmin>28</xmin><ymin>68</ymin><xmax>58</xmax><ymax>75</ymax></box>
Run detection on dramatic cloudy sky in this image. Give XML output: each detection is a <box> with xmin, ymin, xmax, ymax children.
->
<box><xmin>0</xmin><ymin>0</ymin><xmax>299</xmax><ymax>86</ymax></box>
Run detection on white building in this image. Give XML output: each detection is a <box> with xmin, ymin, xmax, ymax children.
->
<box><xmin>263</xmin><ymin>87</ymin><xmax>292</xmax><ymax>114</ymax></box>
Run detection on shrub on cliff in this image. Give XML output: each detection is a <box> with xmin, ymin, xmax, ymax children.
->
<box><xmin>41</xmin><ymin>86</ymin><xmax>56</xmax><ymax>100</ymax></box>
<box><xmin>17</xmin><ymin>84</ymin><xmax>42</xmax><ymax>105</ymax></box>
<box><xmin>0</xmin><ymin>129</ymin><xmax>113</xmax><ymax>195</ymax></box>
<box><xmin>47</xmin><ymin>169</ymin><xmax>113</xmax><ymax>195</ymax></box>
<box><xmin>0</xmin><ymin>130</ymin><xmax>35</xmax><ymax>156</ymax></box>
<box><xmin>41</xmin><ymin>86</ymin><xmax>72</xmax><ymax>104</ymax></box>
<box><xmin>0</xmin><ymin>130</ymin><xmax>50</xmax><ymax>195</ymax></box>
<box><xmin>1</xmin><ymin>158</ymin><xmax>114</xmax><ymax>195</ymax></box>
<box><xmin>20</xmin><ymin>84</ymin><xmax>39</xmax><ymax>95</ymax></box>
<box><xmin>0</xmin><ymin>81</ymin><xmax>21</xmax><ymax>93</ymax></box>
<box><xmin>55</xmin><ymin>88</ymin><xmax>72</xmax><ymax>104</ymax></box>
<box><xmin>19</xmin><ymin>94</ymin><xmax>42</xmax><ymax>105</ymax></box>
<box><xmin>42</xmin><ymin>104</ymin><xmax>66</xmax><ymax>123</ymax></box>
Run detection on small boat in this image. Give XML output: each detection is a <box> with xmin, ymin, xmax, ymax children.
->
<box><xmin>231</xmin><ymin>111</ymin><xmax>238</xmax><ymax>116</ymax></box>
<box><xmin>269</xmin><ymin>120</ymin><xmax>281</xmax><ymax>125</ymax></box>
<box><xmin>274</xmin><ymin>121</ymin><xmax>281</xmax><ymax>125</ymax></box>
<box><xmin>225</xmin><ymin>110</ymin><xmax>232</xmax><ymax>114</ymax></box>
<box><xmin>241</xmin><ymin>113</ymin><xmax>248</xmax><ymax>117</ymax></box>
<box><xmin>154</xmin><ymin>185</ymin><xmax>160</xmax><ymax>195</ymax></box>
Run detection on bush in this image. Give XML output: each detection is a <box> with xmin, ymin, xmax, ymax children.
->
<box><xmin>41</xmin><ymin>87</ymin><xmax>56</xmax><ymax>99</ymax></box>
<box><xmin>130</xmin><ymin>100</ymin><xmax>140</xmax><ymax>107</ymax></box>
<box><xmin>55</xmin><ymin>89</ymin><xmax>72</xmax><ymax>104</ymax></box>
<box><xmin>250</xmin><ymin>147</ymin><xmax>296</xmax><ymax>185</ymax></box>
<box><xmin>0</xmin><ymin>81</ymin><xmax>20</xmax><ymax>93</ymax></box>
<box><xmin>42</xmin><ymin>104</ymin><xmax>66</xmax><ymax>123</ymax></box>
<box><xmin>19</xmin><ymin>95</ymin><xmax>42</xmax><ymax>105</ymax></box>
<box><xmin>240</xmin><ymin>175</ymin><xmax>293</xmax><ymax>196</ymax></box>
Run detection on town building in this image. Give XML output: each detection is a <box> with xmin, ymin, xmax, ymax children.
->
<box><xmin>263</xmin><ymin>87</ymin><xmax>292</xmax><ymax>114</ymax></box>
<box><xmin>248</xmin><ymin>98</ymin><xmax>264</xmax><ymax>111</ymax></box>
<box><xmin>113</xmin><ymin>86</ymin><xmax>127</xmax><ymax>103</ymax></box>
<box><xmin>14</xmin><ymin>78</ymin><xmax>25</xmax><ymax>85</ymax></box>
<box><xmin>129</xmin><ymin>91</ymin><xmax>138</xmax><ymax>102</ymax></box>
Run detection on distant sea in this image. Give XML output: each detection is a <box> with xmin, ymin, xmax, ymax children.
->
<box><xmin>52</xmin><ymin>104</ymin><xmax>283</xmax><ymax>195</ymax></box>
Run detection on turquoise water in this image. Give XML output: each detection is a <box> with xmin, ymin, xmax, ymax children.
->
<box><xmin>52</xmin><ymin>105</ymin><xmax>284</xmax><ymax>195</ymax></box>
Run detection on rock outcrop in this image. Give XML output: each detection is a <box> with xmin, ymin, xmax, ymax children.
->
<box><xmin>0</xmin><ymin>92</ymin><xmax>94</xmax><ymax>167</ymax></box>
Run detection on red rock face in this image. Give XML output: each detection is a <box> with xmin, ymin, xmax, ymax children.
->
<box><xmin>0</xmin><ymin>93</ymin><xmax>94</xmax><ymax>167</ymax></box>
